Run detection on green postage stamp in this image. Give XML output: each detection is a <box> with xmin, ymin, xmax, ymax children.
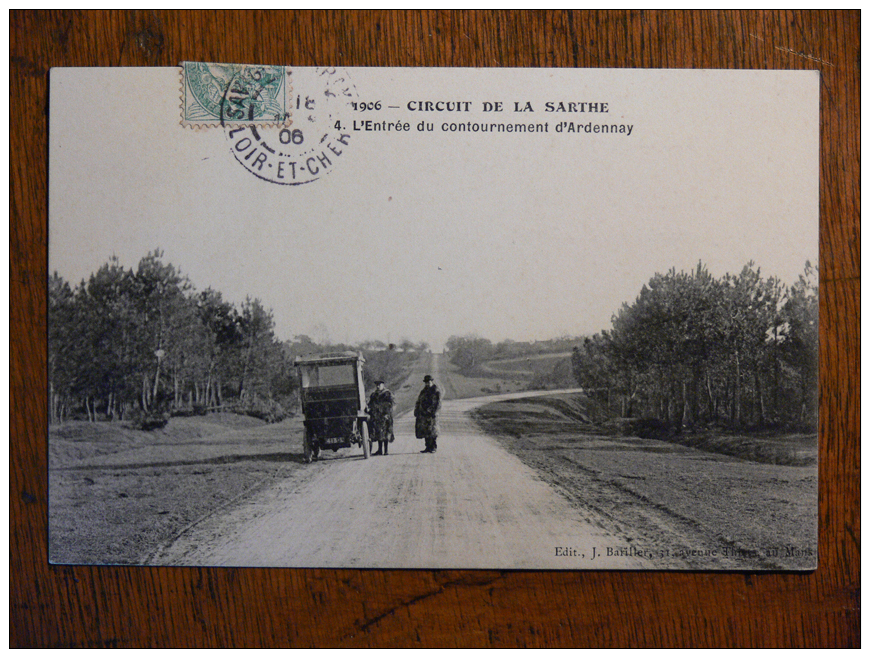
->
<box><xmin>182</xmin><ymin>62</ymin><xmax>291</xmax><ymax>125</ymax></box>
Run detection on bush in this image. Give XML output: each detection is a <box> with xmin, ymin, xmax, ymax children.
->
<box><xmin>231</xmin><ymin>395</ymin><xmax>291</xmax><ymax>423</ymax></box>
<box><xmin>132</xmin><ymin>411</ymin><xmax>170</xmax><ymax>431</ymax></box>
<box><xmin>169</xmin><ymin>404</ymin><xmax>208</xmax><ymax>418</ymax></box>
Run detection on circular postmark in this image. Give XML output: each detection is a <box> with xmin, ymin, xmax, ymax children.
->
<box><xmin>223</xmin><ymin>67</ymin><xmax>357</xmax><ymax>185</ymax></box>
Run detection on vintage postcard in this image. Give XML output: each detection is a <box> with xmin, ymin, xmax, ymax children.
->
<box><xmin>48</xmin><ymin>66</ymin><xmax>818</xmax><ymax>570</ymax></box>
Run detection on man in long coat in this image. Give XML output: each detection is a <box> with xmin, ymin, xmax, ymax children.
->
<box><xmin>368</xmin><ymin>380</ymin><xmax>394</xmax><ymax>455</ymax></box>
<box><xmin>414</xmin><ymin>374</ymin><xmax>441</xmax><ymax>453</ymax></box>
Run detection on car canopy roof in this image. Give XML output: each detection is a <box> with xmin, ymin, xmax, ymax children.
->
<box><xmin>294</xmin><ymin>351</ymin><xmax>364</xmax><ymax>366</ymax></box>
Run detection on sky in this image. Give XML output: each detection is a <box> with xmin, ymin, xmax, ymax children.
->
<box><xmin>49</xmin><ymin>67</ymin><xmax>818</xmax><ymax>351</ymax></box>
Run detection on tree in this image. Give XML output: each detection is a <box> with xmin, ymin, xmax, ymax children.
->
<box><xmin>78</xmin><ymin>257</ymin><xmax>139</xmax><ymax>420</ymax></box>
<box><xmin>48</xmin><ymin>272</ymin><xmax>77</xmax><ymax>423</ymax></box>
<box><xmin>235</xmin><ymin>297</ymin><xmax>281</xmax><ymax>402</ymax></box>
<box><xmin>719</xmin><ymin>263</ymin><xmax>785</xmax><ymax>426</ymax></box>
<box><xmin>571</xmin><ymin>335</ymin><xmax>618</xmax><ymax>414</ymax></box>
<box><xmin>603</xmin><ymin>264</ymin><xmax>723</xmax><ymax>422</ymax></box>
<box><xmin>132</xmin><ymin>250</ymin><xmax>189</xmax><ymax>411</ymax></box>
<box><xmin>445</xmin><ymin>335</ymin><xmax>494</xmax><ymax>371</ymax></box>
<box><xmin>780</xmin><ymin>262</ymin><xmax>819</xmax><ymax>424</ymax></box>
<box><xmin>196</xmin><ymin>288</ymin><xmax>241</xmax><ymax>407</ymax></box>
<box><xmin>399</xmin><ymin>338</ymin><xmax>414</xmax><ymax>352</ymax></box>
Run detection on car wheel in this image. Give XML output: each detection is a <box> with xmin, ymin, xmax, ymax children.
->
<box><xmin>361</xmin><ymin>420</ymin><xmax>371</xmax><ymax>459</ymax></box>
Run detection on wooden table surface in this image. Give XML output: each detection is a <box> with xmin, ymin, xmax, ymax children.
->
<box><xmin>10</xmin><ymin>10</ymin><xmax>859</xmax><ymax>647</ymax></box>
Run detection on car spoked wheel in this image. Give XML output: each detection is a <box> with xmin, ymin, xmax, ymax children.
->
<box><xmin>303</xmin><ymin>429</ymin><xmax>314</xmax><ymax>463</ymax></box>
<box><xmin>360</xmin><ymin>420</ymin><xmax>371</xmax><ymax>459</ymax></box>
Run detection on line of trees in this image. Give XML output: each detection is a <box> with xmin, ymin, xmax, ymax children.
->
<box><xmin>571</xmin><ymin>261</ymin><xmax>818</xmax><ymax>429</ymax></box>
<box><xmin>49</xmin><ymin>251</ymin><xmax>294</xmax><ymax>424</ymax></box>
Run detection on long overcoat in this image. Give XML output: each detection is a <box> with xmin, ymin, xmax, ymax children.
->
<box><xmin>367</xmin><ymin>388</ymin><xmax>394</xmax><ymax>442</ymax></box>
<box><xmin>414</xmin><ymin>384</ymin><xmax>441</xmax><ymax>439</ymax></box>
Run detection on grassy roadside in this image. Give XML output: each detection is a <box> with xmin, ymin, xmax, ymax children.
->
<box><xmin>612</xmin><ymin>419</ymin><xmax>818</xmax><ymax>467</ymax></box>
<box><xmin>470</xmin><ymin>392</ymin><xmax>817</xmax><ymax>570</ymax></box>
<box><xmin>471</xmin><ymin>393</ymin><xmax>816</xmax><ymax>467</ymax></box>
<box><xmin>49</xmin><ymin>414</ymin><xmax>306</xmax><ymax>565</ymax></box>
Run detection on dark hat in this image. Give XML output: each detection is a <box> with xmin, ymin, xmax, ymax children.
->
<box><xmin>423</xmin><ymin>375</ymin><xmax>433</xmax><ymax>381</ymax></box>
<box><xmin>374</xmin><ymin>379</ymin><xmax>385</xmax><ymax>385</ymax></box>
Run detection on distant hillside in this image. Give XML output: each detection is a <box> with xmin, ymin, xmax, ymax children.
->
<box><xmin>444</xmin><ymin>336</ymin><xmax>582</xmax><ymax>390</ymax></box>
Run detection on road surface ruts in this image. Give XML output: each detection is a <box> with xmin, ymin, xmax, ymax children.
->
<box><xmin>156</xmin><ymin>354</ymin><xmax>650</xmax><ymax>569</ymax></box>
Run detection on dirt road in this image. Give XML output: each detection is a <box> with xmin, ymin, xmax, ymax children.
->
<box><xmin>155</xmin><ymin>355</ymin><xmax>652</xmax><ymax>569</ymax></box>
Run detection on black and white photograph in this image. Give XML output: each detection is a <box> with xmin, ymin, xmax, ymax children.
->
<box><xmin>48</xmin><ymin>66</ymin><xmax>819</xmax><ymax>570</ymax></box>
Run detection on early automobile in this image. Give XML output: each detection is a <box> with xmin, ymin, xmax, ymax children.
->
<box><xmin>294</xmin><ymin>351</ymin><xmax>371</xmax><ymax>462</ymax></box>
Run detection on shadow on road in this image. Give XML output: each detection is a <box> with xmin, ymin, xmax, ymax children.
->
<box><xmin>54</xmin><ymin>452</ymin><xmax>307</xmax><ymax>472</ymax></box>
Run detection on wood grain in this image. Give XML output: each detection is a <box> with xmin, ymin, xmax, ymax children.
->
<box><xmin>11</xmin><ymin>10</ymin><xmax>859</xmax><ymax>647</ymax></box>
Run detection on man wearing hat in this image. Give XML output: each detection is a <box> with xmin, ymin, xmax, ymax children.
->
<box><xmin>414</xmin><ymin>374</ymin><xmax>441</xmax><ymax>453</ymax></box>
<box><xmin>368</xmin><ymin>379</ymin><xmax>394</xmax><ymax>456</ymax></box>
